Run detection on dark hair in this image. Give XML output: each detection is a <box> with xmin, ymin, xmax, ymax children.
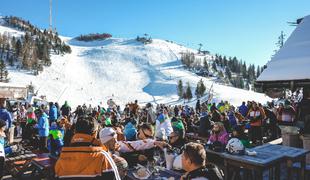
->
<box><xmin>233</xmin><ymin>125</ymin><xmax>246</xmax><ymax>139</ymax></box>
<box><xmin>75</xmin><ymin>116</ymin><xmax>98</xmax><ymax>135</ymax></box>
<box><xmin>139</xmin><ymin>123</ymin><xmax>152</xmax><ymax>132</ymax></box>
<box><xmin>183</xmin><ymin>142</ymin><xmax>206</xmax><ymax>166</ymax></box>
<box><xmin>0</xmin><ymin>120</ymin><xmax>6</xmax><ymax>129</ymax></box>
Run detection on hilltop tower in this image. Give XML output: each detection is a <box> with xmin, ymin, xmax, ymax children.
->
<box><xmin>49</xmin><ymin>0</ymin><xmax>53</xmax><ymax>32</ymax></box>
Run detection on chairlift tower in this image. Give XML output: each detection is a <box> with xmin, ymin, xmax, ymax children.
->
<box><xmin>49</xmin><ymin>0</ymin><xmax>53</xmax><ymax>32</ymax></box>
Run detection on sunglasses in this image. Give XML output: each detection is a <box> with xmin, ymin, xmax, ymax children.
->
<box><xmin>138</xmin><ymin>129</ymin><xmax>153</xmax><ymax>138</ymax></box>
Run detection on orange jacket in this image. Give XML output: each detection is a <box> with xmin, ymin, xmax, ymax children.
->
<box><xmin>247</xmin><ymin>107</ymin><xmax>266</xmax><ymax>127</ymax></box>
<box><xmin>55</xmin><ymin>133</ymin><xmax>119</xmax><ymax>179</ymax></box>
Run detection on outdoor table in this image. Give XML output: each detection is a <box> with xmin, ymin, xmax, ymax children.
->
<box><xmin>5</xmin><ymin>153</ymin><xmax>37</xmax><ymax>177</ymax></box>
<box><xmin>252</xmin><ymin>144</ymin><xmax>310</xmax><ymax>180</ymax></box>
<box><xmin>126</xmin><ymin>167</ymin><xmax>182</xmax><ymax>180</ymax></box>
<box><xmin>221</xmin><ymin>150</ymin><xmax>284</xmax><ymax>180</ymax></box>
<box><xmin>205</xmin><ymin>147</ymin><xmax>284</xmax><ymax>180</ymax></box>
<box><xmin>30</xmin><ymin>153</ymin><xmax>58</xmax><ymax>179</ymax></box>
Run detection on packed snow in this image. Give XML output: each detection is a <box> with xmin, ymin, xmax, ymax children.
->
<box><xmin>1</xmin><ymin>23</ymin><xmax>271</xmax><ymax>108</ymax></box>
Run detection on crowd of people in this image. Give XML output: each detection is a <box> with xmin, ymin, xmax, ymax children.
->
<box><xmin>0</xmin><ymin>88</ymin><xmax>310</xmax><ymax>179</ymax></box>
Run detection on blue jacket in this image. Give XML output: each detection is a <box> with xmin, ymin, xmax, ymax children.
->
<box><xmin>49</xmin><ymin>105</ymin><xmax>58</xmax><ymax>121</ymax></box>
<box><xmin>239</xmin><ymin>104</ymin><xmax>248</xmax><ymax>117</ymax></box>
<box><xmin>37</xmin><ymin>113</ymin><xmax>50</xmax><ymax>137</ymax></box>
<box><xmin>228</xmin><ymin>112</ymin><xmax>237</xmax><ymax>128</ymax></box>
<box><xmin>0</xmin><ymin>108</ymin><xmax>12</xmax><ymax>128</ymax></box>
<box><xmin>124</xmin><ymin>122</ymin><xmax>137</xmax><ymax>141</ymax></box>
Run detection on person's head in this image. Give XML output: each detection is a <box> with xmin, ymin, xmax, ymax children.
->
<box><xmin>242</xmin><ymin>101</ymin><xmax>245</xmax><ymax>105</ymax></box>
<box><xmin>182</xmin><ymin>142</ymin><xmax>206</xmax><ymax>172</ymax></box>
<box><xmin>99</xmin><ymin>127</ymin><xmax>118</xmax><ymax>151</ymax></box>
<box><xmin>0</xmin><ymin>98</ymin><xmax>6</xmax><ymax>108</ymax></box>
<box><xmin>49</xmin><ymin>102</ymin><xmax>54</xmax><ymax>107</ymax></box>
<box><xmin>252</xmin><ymin>102</ymin><xmax>258</xmax><ymax>109</ymax></box>
<box><xmin>169</xmin><ymin>131</ymin><xmax>181</xmax><ymax>145</ymax></box>
<box><xmin>137</xmin><ymin>123</ymin><xmax>153</xmax><ymax>140</ymax></box>
<box><xmin>0</xmin><ymin>119</ymin><xmax>6</xmax><ymax>133</ymax></box>
<box><xmin>75</xmin><ymin>116</ymin><xmax>98</xmax><ymax>137</ymax></box>
<box><xmin>212</xmin><ymin>122</ymin><xmax>225</xmax><ymax>134</ymax></box>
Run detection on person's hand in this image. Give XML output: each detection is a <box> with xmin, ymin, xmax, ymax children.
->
<box><xmin>154</xmin><ymin>141</ymin><xmax>171</xmax><ymax>150</ymax></box>
<box><xmin>138</xmin><ymin>155</ymin><xmax>147</xmax><ymax>162</ymax></box>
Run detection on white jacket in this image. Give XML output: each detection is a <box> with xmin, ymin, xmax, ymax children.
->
<box><xmin>118</xmin><ymin>139</ymin><xmax>156</xmax><ymax>153</ymax></box>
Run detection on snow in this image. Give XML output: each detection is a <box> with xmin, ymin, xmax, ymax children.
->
<box><xmin>257</xmin><ymin>15</ymin><xmax>310</xmax><ymax>82</ymax></box>
<box><xmin>0</xmin><ymin>23</ymin><xmax>271</xmax><ymax>108</ymax></box>
<box><xmin>0</xmin><ymin>16</ymin><xmax>25</xmax><ymax>38</ymax></box>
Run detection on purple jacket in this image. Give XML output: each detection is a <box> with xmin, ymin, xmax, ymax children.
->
<box><xmin>208</xmin><ymin>131</ymin><xmax>229</xmax><ymax>145</ymax></box>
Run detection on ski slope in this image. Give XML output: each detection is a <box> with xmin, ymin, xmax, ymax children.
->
<box><xmin>0</xmin><ymin>23</ymin><xmax>272</xmax><ymax>108</ymax></box>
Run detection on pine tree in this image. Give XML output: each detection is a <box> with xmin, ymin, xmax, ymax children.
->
<box><xmin>177</xmin><ymin>80</ymin><xmax>184</xmax><ymax>99</ymax></box>
<box><xmin>185</xmin><ymin>82</ymin><xmax>193</xmax><ymax>101</ymax></box>
<box><xmin>256</xmin><ymin>65</ymin><xmax>261</xmax><ymax>78</ymax></box>
<box><xmin>225</xmin><ymin>68</ymin><xmax>232</xmax><ymax>80</ymax></box>
<box><xmin>195</xmin><ymin>82</ymin><xmax>200</xmax><ymax>98</ymax></box>
<box><xmin>0</xmin><ymin>59</ymin><xmax>9</xmax><ymax>82</ymax></box>
<box><xmin>198</xmin><ymin>79</ymin><xmax>206</xmax><ymax>97</ymax></box>
<box><xmin>212</xmin><ymin>61</ymin><xmax>217</xmax><ymax>71</ymax></box>
<box><xmin>203</xmin><ymin>58</ymin><xmax>209</xmax><ymax>71</ymax></box>
<box><xmin>218</xmin><ymin>71</ymin><xmax>224</xmax><ymax>78</ymax></box>
<box><xmin>15</xmin><ymin>39</ymin><xmax>22</xmax><ymax>61</ymax></box>
<box><xmin>8</xmin><ymin>55</ymin><xmax>14</xmax><ymax>66</ymax></box>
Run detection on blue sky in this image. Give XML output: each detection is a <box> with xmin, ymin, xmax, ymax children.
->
<box><xmin>1</xmin><ymin>0</ymin><xmax>310</xmax><ymax>66</ymax></box>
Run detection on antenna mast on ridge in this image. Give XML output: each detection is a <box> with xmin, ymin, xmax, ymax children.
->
<box><xmin>49</xmin><ymin>0</ymin><xmax>53</xmax><ymax>32</ymax></box>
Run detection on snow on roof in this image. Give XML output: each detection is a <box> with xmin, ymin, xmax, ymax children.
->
<box><xmin>257</xmin><ymin>15</ymin><xmax>310</xmax><ymax>82</ymax></box>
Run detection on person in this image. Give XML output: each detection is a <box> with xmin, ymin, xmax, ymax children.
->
<box><xmin>238</xmin><ymin>102</ymin><xmax>248</xmax><ymax>117</ymax></box>
<box><xmin>196</xmin><ymin>100</ymin><xmax>201</xmax><ymax>114</ymax></box>
<box><xmin>210</xmin><ymin>107</ymin><xmax>221</xmax><ymax>123</ymax></box>
<box><xmin>60</xmin><ymin>101</ymin><xmax>71</xmax><ymax>118</ymax></box>
<box><xmin>171</xmin><ymin>117</ymin><xmax>185</xmax><ymax>138</ymax></box>
<box><xmin>49</xmin><ymin>102</ymin><xmax>58</xmax><ymax>125</ymax></box>
<box><xmin>297</xmin><ymin>88</ymin><xmax>310</xmax><ymax>134</ymax></box>
<box><xmin>36</xmin><ymin>109</ymin><xmax>49</xmax><ymax>152</ymax></box>
<box><xmin>263</xmin><ymin>106</ymin><xmax>279</xmax><ymax>140</ymax></box>
<box><xmin>277</xmin><ymin>100</ymin><xmax>296</xmax><ymax>126</ymax></box>
<box><xmin>207</xmin><ymin>122</ymin><xmax>229</xmax><ymax>146</ymax></box>
<box><xmin>227</xmin><ymin>106</ymin><xmax>237</xmax><ymax>128</ymax></box>
<box><xmin>198</xmin><ymin>112</ymin><xmax>212</xmax><ymax>137</ymax></box>
<box><xmin>48</xmin><ymin>122</ymin><xmax>64</xmax><ymax>156</ymax></box>
<box><xmin>0</xmin><ymin>98</ymin><xmax>12</xmax><ymax>132</ymax></box>
<box><xmin>181</xmin><ymin>142</ymin><xmax>223</xmax><ymax>180</ymax></box>
<box><xmin>99</xmin><ymin>127</ymin><xmax>129</xmax><ymax>179</ymax></box>
<box><xmin>217</xmin><ymin>101</ymin><xmax>225</xmax><ymax>113</ymax></box>
<box><xmin>146</xmin><ymin>103</ymin><xmax>156</xmax><ymax>124</ymax></box>
<box><xmin>232</xmin><ymin>125</ymin><xmax>250</xmax><ymax>148</ymax></box>
<box><xmin>0</xmin><ymin>120</ymin><xmax>6</xmax><ymax>179</ymax></box>
<box><xmin>55</xmin><ymin>102</ymin><xmax>61</xmax><ymax>119</ymax></box>
<box><xmin>119</xmin><ymin>123</ymin><xmax>167</xmax><ymax>167</ymax></box>
<box><xmin>247</xmin><ymin>102</ymin><xmax>266</xmax><ymax>145</ymax></box>
<box><xmin>55</xmin><ymin>116</ymin><xmax>121</xmax><ymax>180</ymax></box>
<box><xmin>155</xmin><ymin>108</ymin><xmax>173</xmax><ymax>139</ymax></box>
<box><xmin>123</xmin><ymin>119</ymin><xmax>137</xmax><ymax>141</ymax></box>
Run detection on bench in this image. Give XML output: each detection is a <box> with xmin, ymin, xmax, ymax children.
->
<box><xmin>5</xmin><ymin>153</ymin><xmax>37</xmax><ymax>178</ymax></box>
<box><xmin>30</xmin><ymin>153</ymin><xmax>58</xmax><ymax>179</ymax></box>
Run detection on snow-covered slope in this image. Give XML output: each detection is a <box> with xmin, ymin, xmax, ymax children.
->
<box><xmin>1</xmin><ymin>23</ymin><xmax>271</xmax><ymax>108</ymax></box>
